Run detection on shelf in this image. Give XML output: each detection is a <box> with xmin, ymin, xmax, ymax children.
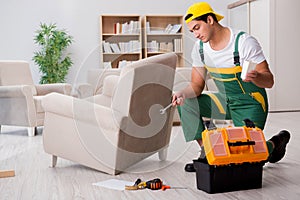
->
<box><xmin>100</xmin><ymin>15</ymin><xmax>184</xmax><ymax>68</ymax></box>
<box><xmin>100</xmin><ymin>15</ymin><xmax>142</xmax><ymax>68</ymax></box>
<box><xmin>143</xmin><ymin>15</ymin><xmax>184</xmax><ymax>67</ymax></box>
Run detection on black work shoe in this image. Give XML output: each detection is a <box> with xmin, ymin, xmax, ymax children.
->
<box><xmin>268</xmin><ymin>130</ymin><xmax>291</xmax><ymax>163</ymax></box>
<box><xmin>185</xmin><ymin>146</ymin><xmax>206</xmax><ymax>172</ymax></box>
<box><xmin>184</xmin><ymin>163</ymin><xmax>196</xmax><ymax>172</ymax></box>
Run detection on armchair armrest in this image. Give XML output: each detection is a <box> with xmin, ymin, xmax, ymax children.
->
<box><xmin>0</xmin><ymin>85</ymin><xmax>34</xmax><ymax>98</ymax></box>
<box><xmin>0</xmin><ymin>85</ymin><xmax>36</xmax><ymax>126</ymax></box>
<box><xmin>35</xmin><ymin>83</ymin><xmax>72</xmax><ymax>96</ymax></box>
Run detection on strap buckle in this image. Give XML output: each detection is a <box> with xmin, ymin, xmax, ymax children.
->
<box><xmin>233</xmin><ymin>51</ymin><xmax>240</xmax><ymax>66</ymax></box>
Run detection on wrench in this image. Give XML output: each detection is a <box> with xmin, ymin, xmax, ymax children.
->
<box><xmin>159</xmin><ymin>103</ymin><xmax>173</xmax><ymax>114</ymax></box>
<box><xmin>159</xmin><ymin>98</ymin><xmax>181</xmax><ymax>115</ymax></box>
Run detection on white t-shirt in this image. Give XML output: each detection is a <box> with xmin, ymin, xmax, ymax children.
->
<box><xmin>191</xmin><ymin>28</ymin><xmax>266</xmax><ymax>68</ymax></box>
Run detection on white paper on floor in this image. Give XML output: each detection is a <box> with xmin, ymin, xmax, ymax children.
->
<box><xmin>93</xmin><ymin>179</ymin><xmax>134</xmax><ymax>191</ymax></box>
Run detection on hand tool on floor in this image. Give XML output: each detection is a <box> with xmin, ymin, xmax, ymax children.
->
<box><xmin>125</xmin><ymin>178</ymin><xmax>187</xmax><ymax>191</ymax></box>
<box><xmin>0</xmin><ymin>170</ymin><xmax>15</xmax><ymax>178</ymax></box>
<box><xmin>125</xmin><ymin>178</ymin><xmax>141</xmax><ymax>190</ymax></box>
<box><xmin>161</xmin><ymin>185</ymin><xmax>188</xmax><ymax>191</ymax></box>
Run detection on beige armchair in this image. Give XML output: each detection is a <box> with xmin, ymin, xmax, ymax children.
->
<box><xmin>0</xmin><ymin>60</ymin><xmax>72</xmax><ymax>136</ymax></box>
<box><xmin>41</xmin><ymin>53</ymin><xmax>177</xmax><ymax>175</ymax></box>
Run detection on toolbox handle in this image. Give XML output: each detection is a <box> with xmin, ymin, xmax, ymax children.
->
<box><xmin>227</xmin><ymin>141</ymin><xmax>255</xmax><ymax>146</ymax></box>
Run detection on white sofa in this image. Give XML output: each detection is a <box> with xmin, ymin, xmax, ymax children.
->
<box><xmin>0</xmin><ymin>60</ymin><xmax>72</xmax><ymax>136</ymax></box>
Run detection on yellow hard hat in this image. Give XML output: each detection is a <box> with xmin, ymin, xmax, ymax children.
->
<box><xmin>185</xmin><ymin>2</ymin><xmax>224</xmax><ymax>23</ymax></box>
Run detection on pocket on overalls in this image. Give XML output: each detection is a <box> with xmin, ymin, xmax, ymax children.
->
<box><xmin>204</xmin><ymin>92</ymin><xmax>226</xmax><ymax>114</ymax></box>
<box><xmin>250</xmin><ymin>92</ymin><xmax>266</xmax><ymax>112</ymax></box>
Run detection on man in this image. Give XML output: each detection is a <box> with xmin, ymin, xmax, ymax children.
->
<box><xmin>172</xmin><ymin>2</ymin><xmax>290</xmax><ymax>172</ymax></box>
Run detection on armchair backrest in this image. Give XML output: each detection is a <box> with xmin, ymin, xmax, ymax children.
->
<box><xmin>0</xmin><ymin>60</ymin><xmax>37</xmax><ymax>95</ymax></box>
<box><xmin>112</xmin><ymin>53</ymin><xmax>177</xmax><ymax>154</ymax></box>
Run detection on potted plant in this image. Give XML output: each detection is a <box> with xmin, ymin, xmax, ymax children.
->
<box><xmin>33</xmin><ymin>23</ymin><xmax>73</xmax><ymax>84</ymax></box>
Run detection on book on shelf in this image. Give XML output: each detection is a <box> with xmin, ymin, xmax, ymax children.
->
<box><xmin>147</xmin><ymin>40</ymin><xmax>159</xmax><ymax>52</ymax></box>
<box><xmin>159</xmin><ymin>42</ymin><xmax>173</xmax><ymax>52</ymax></box>
<box><xmin>164</xmin><ymin>24</ymin><xmax>182</xmax><ymax>34</ymax></box>
<box><xmin>102</xmin><ymin>41</ymin><xmax>112</xmax><ymax>53</ymax></box>
<box><xmin>119</xmin><ymin>40</ymin><xmax>140</xmax><ymax>53</ymax></box>
<box><xmin>103</xmin><ymin>40</ymin><xmax>140</xmax><ymax>53</ymax></box>
<box><xmin>146</xmin><ymin>21</ymin><xmax>151</xmax><ymax>33</ymax></box>
<box><xmin>110</xmin><ymin>43</ymin><xmax>121</xmax><ymax>53</ymax></box>
<box><xmin>159</xmin><ymin>42</ymin><xmax>167</xmax><ymax>52</ymax></box>
<box><xmin>164</xmin><ymin>24</ymin><xmax>173</xmax><ymax>33</ymax></box>
<box><xmin>166</xmin><ymin>42</ymin><xmax>173</xmax><ymax>52</ymax></box>
<box><xmin>114</xmin><ymin>23</ymin><xmax>121</xmax><ymax>34</ymax></box>
<box><xmin>173</xmin><ymin>38</ymin><xmax>182</xmax><ymax>52</ymax></box>
<box><xmin>114</xmin><ymin>21</ymin><xmax>140</xmax><ymax>34</ymax></box>
<box><xmin>169</xmin><ymin>24</ymin><xmax>182</xmax><ymax>34</ymax></box>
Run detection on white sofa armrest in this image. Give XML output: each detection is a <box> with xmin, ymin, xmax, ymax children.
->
<box><xmin>35</xmin><ymin>83</ymin><xmax>72</xmax><ymax>96</ymax></box>
<box><xmin>0</xmin><ymin>85</ymin><xmax>36</xmax><ymax>126</ymax></box>
<box><xmin>0</xmin><ymin>85</ymin><xmax>34</xmax><ymax>98</ymax></box>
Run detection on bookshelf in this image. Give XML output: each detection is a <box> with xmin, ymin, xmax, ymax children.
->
<box><xmin>143</xmin><ymin>15</ymin><xmax>184</xmax><ymax>67</ymax></box>
<box><xmin>100</xmin><ymin>15</ymin><xmax>142</xmax><ymax>68</ymax></box>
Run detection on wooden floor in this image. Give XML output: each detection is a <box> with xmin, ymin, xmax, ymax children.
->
<box><xmin>1</xmin><ymin>112</ymin><xmax>300</xmax><ymax>200</ymax></box>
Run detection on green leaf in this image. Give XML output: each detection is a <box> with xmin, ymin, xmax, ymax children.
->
<box><xmin>32</xmin><ymin>22</ymin><xmax>74</xmax><ymax>84</ymax></box>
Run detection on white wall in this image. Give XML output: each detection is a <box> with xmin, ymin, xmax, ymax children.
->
<box><xmin>0</xmin><ymin>0</ymin><xmax>233</xmax><ymax>85</ymax></box>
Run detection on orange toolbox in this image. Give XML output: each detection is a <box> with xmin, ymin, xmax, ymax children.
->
<box><xmin>202</xmin><ymin>126</ymin><xmax>269</xmax><ymax>165</ymax></box>
<box><xmin>194</xmin><ymin>123</ymin><xmax>268</xmax><ymax>193</ymax></box>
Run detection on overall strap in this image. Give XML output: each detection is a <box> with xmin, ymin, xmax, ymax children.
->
<box><xmin>199</xmin><ymin>40</ymin><xmax>205</xmax><ymax>64</ymax></box>
<box><xmin>233</xmin><ymin>31</ymin><xmax>245</xmax><ymax>66</ymax></box>
<box><xmin>200</xmin><ymin>31</ymin><xmax>245</xmax><ymax>66</ymax></box>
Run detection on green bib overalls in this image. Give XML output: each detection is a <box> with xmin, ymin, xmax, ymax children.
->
<box><xmin>178</xmin><ymin>32</ymin><xmax>269</xmax><ymax>142</ymax></box>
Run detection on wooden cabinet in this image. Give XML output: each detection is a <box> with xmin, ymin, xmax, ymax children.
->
<box><xmin>100</xmin><ymin>15</ymin><xmax>142</xmax><ymax>68</ymax></box>
<box><xmin>143</xmin><ymin>15</ymin><xmax>184</xmax><ymax>67</ymax></box>
<box><xmin>100</xmin><ymin>15</ymin><xmax>185</xmax><ymax>69</ymax></box>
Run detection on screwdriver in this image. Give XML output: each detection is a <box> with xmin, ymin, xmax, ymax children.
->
<box><xmin>161</xmin><ymin>185</ymin><xmax>188</xmax><ymax>191</ymax></box>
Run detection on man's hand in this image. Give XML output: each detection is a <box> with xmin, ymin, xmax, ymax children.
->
<box><xmin>172</xmin><ymin>92</ymin><xmax>185</xmax><ymax>106</ymax></box>
<box><xmin>242</xmin><ymin>60</ymin><xmax>274</xmax><ymax>88</ymax></box>
<box><xmin>243</xmin><ymin>70</ymin><xmax>258</xmax><ymax>82</ymax></box>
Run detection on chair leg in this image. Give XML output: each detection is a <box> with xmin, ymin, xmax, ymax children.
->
<box><xmin>52</xmin><ymin>155</ymin><xmax>58</xmax><ymax>167</ymax></box>
<box><xmin>158</xmin><ymin>148</ymin><xmax>168</xmax><ymax>161</ymax></box>
<box><xmin>27</xmin><ymin>127</ymin><xmax>36</xmax><ymax>137</ymax></box>
<box><xmin>0</xmin><ymin>125</ymin><xmax>1</xmax><ymax>133</ymax></box>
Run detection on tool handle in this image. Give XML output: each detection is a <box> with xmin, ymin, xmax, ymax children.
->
<box><xmin>146</xmin><ymin>178</ymin><xmax>163</xmax><ymax>190</ymax></box>
<box><xmin>227</xmin><ymin>140</ymin><xmax>255</xmax><ymax>146</ymax></box>
<box><xmin>161</xmin><ymin>185</ymin><xmax>170</xmax><ymax>191</ymax></box>
<box><xmin>164</xmin><ymin>103</ymin><xmax>173</xmax><ymax>110</ymax></box>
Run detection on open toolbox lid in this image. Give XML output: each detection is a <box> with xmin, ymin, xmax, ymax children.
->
<box><xmin>202</xmin><ymin>126</ymin><xmax>269</xmax><ymax>165</ymax></box>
